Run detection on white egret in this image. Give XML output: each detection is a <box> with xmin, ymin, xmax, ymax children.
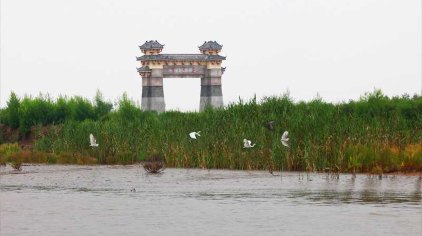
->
<box><xmin>280</xmin><ymin>131</ymin><xmax>289</xmax><ymax>147</ymax></box>
<box><xmin>243</xmin><ymin>139</ymin><xmax>256</xmax><ymax>148</ymax></box>
<box><xmin>89</xmin><ymin>133</ymin><xmax>99</xmax><ymax>147</ymax></box>
<box><xmin>189</xmin><ymin>131</ymin><xmax>201</xmax><ymax>139</ymax></box>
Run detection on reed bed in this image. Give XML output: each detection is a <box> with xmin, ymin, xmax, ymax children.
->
<box><xmin>0</xmin><ymin>90</ymin><xmax>421</xmax><ymax>173</ymax></box>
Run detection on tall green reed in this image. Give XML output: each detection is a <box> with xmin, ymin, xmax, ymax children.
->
<box><xmin>1</xmin><ymin>90</ymin><xmax>421</xmax><ymax>172</ymax></box>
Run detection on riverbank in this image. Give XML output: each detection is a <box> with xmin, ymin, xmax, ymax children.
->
<box><xmin>1</xmin><ymin>142</ymin><xmax>421</xmax><ymax>174</ymax></box>
<box><xmin>1</xmin><ymin>163</ymin><xmax>421</xmax><ymax>177</ymax></box>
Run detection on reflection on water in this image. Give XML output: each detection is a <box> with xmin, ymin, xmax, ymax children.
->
<box><xmin>1</xmin><ymin>165</ymin><xmax>421</xmax><ymax>236</ymax></box>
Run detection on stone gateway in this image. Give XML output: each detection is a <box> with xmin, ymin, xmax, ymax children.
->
<box><xmin>137</xmin><ymin>41</ymin><xmax>226</xmax><ymax>112</ymax></box>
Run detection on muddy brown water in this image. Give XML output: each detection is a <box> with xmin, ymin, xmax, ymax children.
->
<box><xmin>1</xmin><ymin>165</ymin><xmax>421</xmax><ymax>235</ymax></box>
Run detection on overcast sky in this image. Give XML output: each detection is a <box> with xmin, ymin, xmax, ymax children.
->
<box><xmin>1</xmin><ymin>0</ymin><xmax>421</xmax><ymax>111</ymax></box>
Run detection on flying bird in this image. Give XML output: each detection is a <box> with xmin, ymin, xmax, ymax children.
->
<box><xmin>243</xmin><ymin>139</ymin><xmax>256</xmax><ymax>148</ymax></box>
<box><xmin>89</xmin><ymin>133</ymin><xmax>99</xmax><ymax>147</ymax></box>
<box><xmin>266</xmin><ymin>121</ymin><xmax>275</xmax><ymax>131</ymax></box>
<box><xmin>280</xmin><ymin>131</ymin><xmax>289</xmax><ymax>148</ymax></box>
<box><xmin>189</xmin><ymin>131</ymin><xmax>201</xmax><ymax>139</ymax></box>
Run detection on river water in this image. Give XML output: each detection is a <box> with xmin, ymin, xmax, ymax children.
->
<box><xmin>0</xmin><ymin>165</ymin><xmax>421</xmax><ymax>235</ymax></box>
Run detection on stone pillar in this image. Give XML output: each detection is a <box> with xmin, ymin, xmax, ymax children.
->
<box><xmin>141</xmin><ymin>69</ymin><xmax>165</xmax><ymax>112</ymax></box>
<box><xmin>200</xmin><ymin>68</ymin><xmax>223</xmax><ymax>111</ymax></box>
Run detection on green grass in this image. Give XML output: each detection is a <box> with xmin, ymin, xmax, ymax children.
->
<box><xmin>1</xmin><ymin>90</ymin><xmax>421</xmax><ymax>172</ymax></box>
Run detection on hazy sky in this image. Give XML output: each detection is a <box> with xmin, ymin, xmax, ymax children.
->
<box><xmin>1</xmin><ymin>0</ymin><xmax>421</xmax><ymax>111</ymax></box>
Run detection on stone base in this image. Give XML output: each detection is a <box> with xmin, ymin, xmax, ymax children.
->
<box><xmin>141</xmin><ymin>97</ymin><xmax>165</xmax><ymax>112</ymax></box>
<box><xmin>199</xmin><ymin>96</ymin><xmax>223</xmax><ymax>111</ymax></box>
<box><xmin>141</xmin><ymin>84</ymin><xmax>165</xmax><ymax>112</ymax></box>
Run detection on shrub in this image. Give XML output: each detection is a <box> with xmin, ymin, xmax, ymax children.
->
<box><xmin>142</xmin><ymin>155</ymin><xmax>166</xmax><ymax>174</ymax></box>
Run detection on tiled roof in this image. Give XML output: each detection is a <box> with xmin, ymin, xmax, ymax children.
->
<box><xmin>137</xmin><ymin>66</ymin><xmax>152</xmax><ymax>72</ymax></box>
<box><xmin>139</xmin><ymin>40</ymin><xmax>164</xmax><ymax>50</ymax></box>
<box><xmin>198</xmin><ymin>41</ymin><xmax>223</xmax><ymax>51</ymax></box>
<box><xmin>137</xmin><ymin>54</ymin><xmax>226</xmax><ymax>61</ymax></box>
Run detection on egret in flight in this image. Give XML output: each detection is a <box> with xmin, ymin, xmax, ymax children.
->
<box><xmin>89</xmin><ymin>133</ymin><xmax>99</xmax><ymax>147</ymax></box>
<box><xmin>189</xmin><ymin>131</ymin><xmax>201</xmax><ymax>139</ymax></box>
<box><xmin>280</xmin><ymin>131</ymin><xmax>289</xmax><ymax>148</ymax></box>
<box><xmin>243</xmin><ymin>139</ymin><xmax>256</xmax><ymax>148</ymax></box>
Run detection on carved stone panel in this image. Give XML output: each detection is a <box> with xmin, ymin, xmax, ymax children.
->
<box><xmin>163</xmin><ymin>65</ymin><xmax>206</xmax><ymax>78</ymax></box>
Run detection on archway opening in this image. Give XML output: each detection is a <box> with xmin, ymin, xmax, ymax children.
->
<box><xmin>163</xmin><ymin>78</ymin><xmax>201</xmax><ymax>112</ymax></box>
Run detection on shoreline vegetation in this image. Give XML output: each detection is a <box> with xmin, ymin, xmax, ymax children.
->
<box><xmin>0</xmin><ymin>90</ymin><xmax>421</xmax><ymax>174</ymax></box>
